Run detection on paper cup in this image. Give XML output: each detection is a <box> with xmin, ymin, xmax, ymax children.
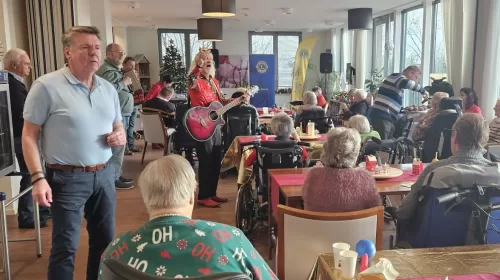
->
<box><xmin>332</xmin><ymin>243</ymin><xmax>350</xmax><ymax>270</ymax></box>
<box><xmin>263</xmin><ymin>107</ymin><xmax>269</xmax><ymax>114</ymax></box>
<box><xmin>340</xmin><ymin>250</ymin><xmax>358</xmax><ymax>279</ymax></box>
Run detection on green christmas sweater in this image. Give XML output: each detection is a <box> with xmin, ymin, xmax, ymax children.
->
<box><xmin>99</xmin><ymin>216</ymin><xmax>277</xmax><ymax>279</ymax></box>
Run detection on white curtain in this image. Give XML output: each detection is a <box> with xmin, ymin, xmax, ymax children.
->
<box><xmin>443</xmin><ymin>0</ymin><xmax>477</xmax><ymax>93</ymax></box>
<box><xmin>473</xmin><ymin>0</ymin><xmax>500</xmax><ymax>121</ymax></box>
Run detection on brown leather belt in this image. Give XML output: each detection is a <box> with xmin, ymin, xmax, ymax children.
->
<box><xmin>46</xmin><ymin>163</ymin><xmax>106</xmax><ymax>172</ymax></box>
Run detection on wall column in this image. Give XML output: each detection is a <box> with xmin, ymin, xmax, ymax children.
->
<box><xmin>352</xmin><ymin>30</ymin><xmax>367</xmax><ymax>89</ymax></box>
<box><xmin>89</xmin><ymin>0</ymin><xmax>113</xmax><ymax>59</ymax></box>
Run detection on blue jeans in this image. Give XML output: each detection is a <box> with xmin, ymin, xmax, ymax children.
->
<box><xmin>46</xmin><ymin>164</ymin><xmax>115</xmax><ymax>280</ymax></box>
<box><xmin>14</xmin><ymin>138</ymin><xmax>50</xmax><ymax>225</ymax></box>
<box><xmin>127</xmin><ymin>106</ymin><xmax>138</xmax><ymax>149</ymax></box>
<box><xmin>109</xmin><ymin>116</ymin><xmax>129</xmax><ymax>181</ymax></box>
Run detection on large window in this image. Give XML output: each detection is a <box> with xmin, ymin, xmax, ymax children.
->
<box><xmin>372</xmin><ymin>13</ymin><xmax>395</xmax><ymax>77</ymax></box>
<box><xmin>249</xmin><ymin>32</ymin><xmax>302</xmax><ymax>90</ymax></box>
<box><xmin>401</xmin><ymin>6</ymin><xmax>424</xmax><ymax>69</ymax></box>
<box><xmin>158</xmin><ymin>30</ymin><xmax>214</xmax><ymax>70</ymax></box>
<box><xmin>430</xmin><ymin>0</ymin><xmax>447</xmax><ymax>82</ymax></box>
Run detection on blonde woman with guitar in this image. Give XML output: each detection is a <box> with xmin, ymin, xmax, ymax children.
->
<box><xmin>186</xmin><ymin>49</ymin><xmax>249</xmax><ymax>208</ymax></box>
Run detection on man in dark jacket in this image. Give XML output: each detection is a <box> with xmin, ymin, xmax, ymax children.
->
<box><xmin>3</xmin><ymin>48</ymin><xmax>50</xmax><ymax>228</ymax></box>
<box><xmin>342</xmin><ymin>89</ymin><xmax>370</xmax><ymax>120</ymax></box>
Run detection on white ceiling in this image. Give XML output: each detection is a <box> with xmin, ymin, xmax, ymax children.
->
<box><xmin>111</xmin><ymin>0</ymin><xmax>417</xmax><ymax>31</ymax></box>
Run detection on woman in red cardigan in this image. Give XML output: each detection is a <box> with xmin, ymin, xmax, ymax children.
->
<box><xmin>144</xmin><ymin>74</ymin><xmax>174</xmax><ymax>101</ymax></box>
<box><xmin>187</xmin><ymin>49</ymin><xmax>248</xmax><ymax>208</ymax></box>
<box><xmin>460</xmin><ymin>87</ymin><xmax>483</xmax><ymax>115</ymax></box>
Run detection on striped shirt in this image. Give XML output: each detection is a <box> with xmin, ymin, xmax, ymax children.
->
<box><xmin>489</xmin><ymin>118</ymin><xmax>500</xmax><ymax>143</ymax></box>
<box><xmin>368</xmin><ymin>73</ymin><xmax>426</xmax><ymax>121</ymax></box>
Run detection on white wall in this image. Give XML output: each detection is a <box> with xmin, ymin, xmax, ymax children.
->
<box><xmin>127</xmin><ymin>27</ymin><xmax>161</xmax><ymax>84</ymax></box>
<box><xmin>113</xmin><ymin>26</ymin><xmax>128</xmax><ymax>55</ymax></box>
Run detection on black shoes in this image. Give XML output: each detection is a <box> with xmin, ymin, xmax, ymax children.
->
<box><xmin>119</xmin><ymin>176</ymin><xmax>134</xmax><ymax>183</ymax></box>
<box><xmin>18</xmin><ymin>220</ymin><xmax>48</xmax><ymax>229</ymax></box>
<box><xmin>129</xmin><ymin>147</ymin><xmax>142</xmax><ymax>153</ymax></box>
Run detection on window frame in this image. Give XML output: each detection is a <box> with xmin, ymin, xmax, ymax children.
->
<box><xmin>400</xmin><ymin>4</ymin><xmax>424</xmax><ymax>71</ymax></box>
<box><xmin>248</xmin><ymin>31</ymin><xmax>303</xmax><ymax>90</ymax></box>
<box><xmin>157</xmin><ymin>29</ymin><xmax>215</xmax><ymax>69</ymax></box>
<box><xmin>372</xmin><ymin>13</ymin><xmax>395</xmax><ymax>77</ymax></box>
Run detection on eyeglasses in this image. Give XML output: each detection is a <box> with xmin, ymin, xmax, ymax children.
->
<box><xmin>112</xmin><ymin>50</ymin><xmax>125</xmax><ymax>55</ymax></box>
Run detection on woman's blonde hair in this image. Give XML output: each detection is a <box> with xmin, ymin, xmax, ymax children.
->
<box><xmin>138</xmin><ymin>155</ymin><xmax>197</xmax><ymax>212</ymax></box>
<box><xmin>303</xmin><ymin>91</ymin><xmax>318</xmax><ymax>106</ymax></box>
<box><xmin>320</xmin><ymin>127</ymin><xmax>361</xmax><ymax>168</ymax></box>
<box><xmin>348</xmin><ymin>115</ymin><xmax>371</xmax><ymax>134</ymax></box>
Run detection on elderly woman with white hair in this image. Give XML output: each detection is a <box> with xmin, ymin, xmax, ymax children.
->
<box><xmin>341</xmin><ymin>89</ymin><xmax>370</xmax><ymax>120</ymax></box>
<box><xmin>412</xmin><ymin>92</ymin><xmax>449</xmax><ymax>141</ymax></box>
<box><xmin>348</xmin><ymin>115</ymin><xmax>381</xmax><ymax>142</ymax></box>
<box><xmin>100</xmin><ymin>155</ymin><xmax>276</xmax><ymax>278</ymax></box>
<box><xmin>294</xmin><ymin>91</ymin><xmax>330</xmax><ymax>130</ymax></box>
<box><xmin>302</xmin><ymin>128</ymin><xmax>381</xmax><ymax>213</ymax></box>
<box><xmin>246</xmin><ymin>112</ymin><xmax>307</xmax><ymax>166</ymax></box>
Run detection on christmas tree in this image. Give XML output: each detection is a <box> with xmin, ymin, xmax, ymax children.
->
<box><xmin>160</xmin><ymin>39</ymin><xmax>187</xmax><ymax>93</ymax></box>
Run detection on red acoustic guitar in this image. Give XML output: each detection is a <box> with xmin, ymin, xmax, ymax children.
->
<box><xmin>184</xmin><ymin>86</ymin><xmax>258</xmax><ymax>142</ymax></box>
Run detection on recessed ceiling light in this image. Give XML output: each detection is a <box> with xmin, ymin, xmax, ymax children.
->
<box><xmin>265</xmin><ymin>20</ymin><xmax>275</xmax><ymax>25</ymax></box>
<box><xmin>282</xmin><ymin>8</ymin><xmax>293</xmax><ymax>15</ymax></box>
<box><xmin>325</xmin><ymin>20</ymin><xmax>334</xmax><ymax>25</ymax></box>
<box><xmin>143</xmin><ymin>16</ymin><xmax>152</xmax><ymax>22</ymax></box>
<box><xmin>255</xmin><ymin>28</ymin><xmax>263</xmax><ymax>32</ymax></box>
<box><xmin>305</xmin><ymin>28</ymin><xmax>313</xmax><ymax>33</ymax></box>
<box><xmin>128</xmin><ymin>1</ymin><xmax>140</xmax><ymax>9</ymax></box>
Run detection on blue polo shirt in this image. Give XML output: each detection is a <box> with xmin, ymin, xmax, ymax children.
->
<box><xmin>23</xmin><ymin>67</ymin><xmax>122</xmax><ymax>166</ymax></box>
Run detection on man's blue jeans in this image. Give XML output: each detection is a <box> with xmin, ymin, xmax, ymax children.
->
<box><xmin>127</xmin><ymin>106</ymin><xmax>138</xmax><ymax>150</ymax></box>
<box><xmin>46</xmin><ymin>164</ymin><xmax>115</xmax><ymax>280</ymax></box>
<box><xmin>109</xmin><ymin>116</ymin><xmax>129</xmax><ymax>181</ymax></box>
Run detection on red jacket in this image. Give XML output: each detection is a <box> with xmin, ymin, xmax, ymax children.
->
<box><xmin>187</xmin><ymin>69</ymin><xmax>229</xmax><ymax>107</ymax></box>
<box><xmin>144</xmin><ymin>81</ymin><xmax>164</xmax><ymax>101</ymax></box>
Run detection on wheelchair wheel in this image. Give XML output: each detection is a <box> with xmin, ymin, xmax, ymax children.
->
<box><xmin>235</xmin><ymin>184</ymin><xmax>256</xmax><ymax>236</ymax></box>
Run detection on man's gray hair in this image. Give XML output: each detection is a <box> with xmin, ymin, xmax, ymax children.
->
<box><xmin>453</xmin><ymin>113</ymin><xmax>489</xmax><ymax>150</ymax></box>
<box><xmin>138</xmin><ymin>154</ymin><xmax>197</xmax><ymax>212</ymax></box>
<box><xmin>404</xmin><ymin>65</ymin><xmax>421</xmax><ymax>73</ymax></box>
<box><xmin>270</xmin><ymin>112</ymin><xmax>294</xmax><ymax>138</ymax></box>
<box><xmin>348</xmin><ymin>115</ymin><xmax>371</xmax><ymax>134</ymax></box>
<box><xmin>62</xmin><ymin>26</ymin><xmax>101</xmax><ymax>48</ymax></box>
<box><xmin>354</xmin><ymin>89</ymin><xmax>367</xmax><ymax>100</ymax></box>
<box><xmin>321</xmin><ymin>127</ymin><xmax>361</xmax><ymax>168</ymax></box>
<box><xmin>2</xmin><ymin>48</ymin><xmax>26</xmax><ymax>69</ymax></box>
<box><xmin>312</xmin><ymin>86</ymin><xmax>322</xmax><ymax>93</ymax></box>
<box><xmin>303</xmin><ymin>91</ymin><xmax>318</xmax><ymax>106</ymax></box>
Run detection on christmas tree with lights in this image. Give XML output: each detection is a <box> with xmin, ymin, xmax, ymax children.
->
<box><xmin>160</xmin><ymin>39</ymin><xmax>187</xmax><ymax>93</ymax></box>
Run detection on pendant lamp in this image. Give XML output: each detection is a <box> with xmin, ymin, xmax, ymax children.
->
<box><xmin>348</xmin><ymin>8</ymin><xmax>373</xmax><ymax>30</ymax></box>
<box><xmin>197</xmin><ymin>18</ymin><xmax>223</xmax><ymax>41</ymax></box>
<box><xmin>202</xmin><ymin>0</ymin><xmax>236</xmax><ymax>17</ymax></box>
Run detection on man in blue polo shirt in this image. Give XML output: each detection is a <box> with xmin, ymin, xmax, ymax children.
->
<box><xmin>22</xmin><ymin>26</ymin><xmax>125</xmax><ymax>280</ymax></box>
<box><xmin>367</xmin><ymin>65</ymin><xmax>428</xmax><ymax>139</ymax></box>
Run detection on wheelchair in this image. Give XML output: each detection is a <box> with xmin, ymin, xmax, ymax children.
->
<box><xmin>389</xmin><ymin>163</ymin><xmax>500</xmax><ymax>248</ymax></box>
<box><xmin>235</xmin><ymin>140</ymin><xmax>307</xmax><ymax>241</ymax></box>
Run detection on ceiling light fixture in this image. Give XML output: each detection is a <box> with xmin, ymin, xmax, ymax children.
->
<box><xmin>255</xmin><ymin>28</ymin><xmax>263</xmax><ymax>32</ymax></box>
<box><xmin>282</xmin><ymin>8</ymin><xmax>293</xmax><ymax>15</ymax></box>
<box><xmin>325</xmin><ymin>20</ymin><xmax>334</xmax><ymax>26</ymax></box>
<box><xmin>265</xmin><ymin>20</ymin><xmax>275</xmax><ymax>25</ymax></box>
<box><xmin>202</xmin><ymin>0</ymin><xmax>236</xmax><ymax>17</ymax></box>
<box><xmin>197</xmin><ymin>18</ymin><xmax>223</xmax><ymax>41</ymax></box>
<box><xmin>305</xmin><ymin>28</ymin><xmax>313</xmax><ymax>33</ymax></box>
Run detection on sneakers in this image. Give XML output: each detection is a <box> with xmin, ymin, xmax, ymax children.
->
<box><xmin>119</xmin><ymin>176</ymin><xmax>134</xmax><ymax>183</ymax></box>
<box><xmin>124</xmin><ymin>150</ymin><xmax>134</xmax><ymax>156</ymax></box>
<box><xmin>197</xmin><ymin>198</ymin><xmax>221</xmax><ymax>208</ymax></box>
<box><xmin>115</xmin><ymin>180</ymin><xmax>134</xmax><ymax>190</ymax></box>
<box><xmin>211</xmin><ymin>195</ymin><xmax>228</xmax><ymax>203</ymax></box>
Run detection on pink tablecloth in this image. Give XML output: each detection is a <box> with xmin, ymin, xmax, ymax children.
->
<box><xmin>270</xmin><ymin>173</ymin><xmax>308</xmax><ymax>218</ymax></box>
<box><xmin>376</xmin><ymin>170</ymin><xmax>419</xmax><ymax>182</ymax></box>
<box><xmin>402</xmin><ymin>273</ymin><xmax>500</xmax><ymax>280</ymax></box>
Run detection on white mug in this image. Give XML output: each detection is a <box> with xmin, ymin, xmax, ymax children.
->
<box><xmin>332</xmin><ymin>242</ymin><xmax>350</xmax><ymax>270</ymax></box>
<box><xmin>262</xmin><ymin>107</ymin><xmax>269</xmax><ymax>114</ymax></box>
<box><xmin>340</xmin><ymin>250</ymin><xmax>358</xmax><ymax>279</ymax></box>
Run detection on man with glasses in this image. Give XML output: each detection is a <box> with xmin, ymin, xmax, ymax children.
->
<box><xmin>3</xmin><ymin>48</ymin><xmax>51</xmax><ymax>228</ymax></box>
<box><xmin>96</xmin><ymin>43</ymin><xmax>134</xmax><ymax>189</ymax></box>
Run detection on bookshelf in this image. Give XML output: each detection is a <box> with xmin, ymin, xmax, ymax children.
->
<box><xmin>133</xmin><ymin>54</ymin><xmax>151</xmax><ymax>92</ymax></box>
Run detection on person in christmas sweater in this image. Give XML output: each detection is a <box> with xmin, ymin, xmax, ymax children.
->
<box><xmin>99</xmin><ymin>155</ymin><xmax>277</xmax><ymax>279</ymax></box>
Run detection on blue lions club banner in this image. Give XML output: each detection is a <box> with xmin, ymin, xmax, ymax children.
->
<box><xmin>249</xmin><ymin>54</ymin><xmax>275</xmax><ymax>108</ymax></box>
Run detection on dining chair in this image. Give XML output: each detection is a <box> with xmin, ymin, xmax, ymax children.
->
<box><xmin>138</xmin><ymin>110</ymin><xmax>174</xmax><ymax>164</ymax></box>
<box><xmin>276</xmin><ymin>205</ymin><xmax>384</xmax><ymax>280</ymax></box>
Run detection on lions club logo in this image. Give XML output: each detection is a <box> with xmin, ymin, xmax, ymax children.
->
<box><xmin>256</xmin><ymin>61</ymin><xmax>268</xmax><ymax>73</ymax></box>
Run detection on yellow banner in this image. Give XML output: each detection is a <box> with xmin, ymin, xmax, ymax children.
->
<box><xmin>291</xmin><ymin>36</ymin><xmax>317</xmax><ymax>101</ymax></box>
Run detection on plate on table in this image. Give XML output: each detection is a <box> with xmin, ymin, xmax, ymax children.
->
<box><xmin>357</xmin><ymin>162</ymin><xmax>404</xmax><ymax>179</ymax></box>
<box><xmin>296</xmin><ymin>135</ymin><xmax>321</xmax><ymax>140</ymax></box>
